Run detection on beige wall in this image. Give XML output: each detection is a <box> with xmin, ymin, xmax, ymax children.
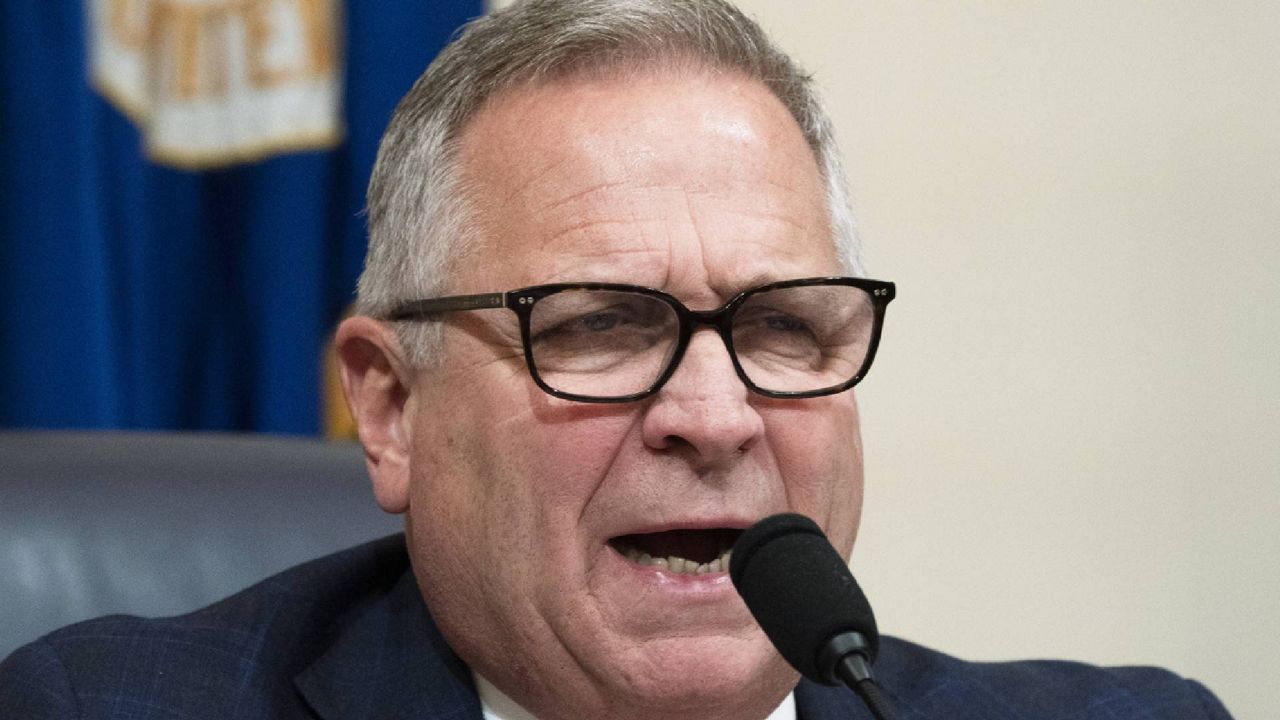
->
<box><xmin>487</xmin><ymin>2</ymin><xmax>1279</xmax><ymax>716</ymax></box>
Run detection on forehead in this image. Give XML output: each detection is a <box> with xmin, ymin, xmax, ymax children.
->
<box><xmin>453</xmin><ymin>68</ymin><xmax>838</xmax><ymax>300</ymax></box>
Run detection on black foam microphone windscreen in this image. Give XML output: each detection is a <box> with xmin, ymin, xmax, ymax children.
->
<box><xmin>729</xmin><ymin>512</ymin><xmax>879</xmax><ymax>683</ymax></box>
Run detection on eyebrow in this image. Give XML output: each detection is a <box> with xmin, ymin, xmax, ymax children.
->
<box><xmin>722</xmin><ymin>270</ymin><xmax>791</xmax><ymax>297</ymax></box>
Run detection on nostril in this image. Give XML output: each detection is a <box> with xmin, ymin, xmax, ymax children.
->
<box><xmin>640</xmin><ymin>378</ymin><xmax>764</xmax><ymax>463</ymax></box>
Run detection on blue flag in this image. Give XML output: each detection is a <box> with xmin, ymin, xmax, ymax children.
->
<box><xmin>0</xmin><ymin>0</ymin><xmax>483</xmax><ymax>434</ymax></box>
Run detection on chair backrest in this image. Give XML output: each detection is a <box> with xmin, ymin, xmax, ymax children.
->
<box><xmin>0</xmin><ymin>431</ymin><xmax>402</xmax><ymax>658</ymax></box>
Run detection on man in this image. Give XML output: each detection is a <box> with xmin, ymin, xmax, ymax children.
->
<box><xmin>0</xmin><ymin>1</ymin><xmax>1233</xmax><ymax>718</ymax></box>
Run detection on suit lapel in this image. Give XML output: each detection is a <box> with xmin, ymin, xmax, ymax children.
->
<box><xmin>294</xmin><ymin>570</ymin><xmax>483</xmax><ymax>720</ymax></box>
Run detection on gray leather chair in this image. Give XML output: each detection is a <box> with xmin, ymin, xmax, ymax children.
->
<box><xmin>0</xmin><ymin>432</ymin><xmax>402</xmax><ymax>658</ymax></box>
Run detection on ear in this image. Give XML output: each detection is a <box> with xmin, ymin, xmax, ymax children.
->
<box><xmin>335</xmin><ymin>316</ymin><xmax>414</xmax><ymax>514</ymax></box>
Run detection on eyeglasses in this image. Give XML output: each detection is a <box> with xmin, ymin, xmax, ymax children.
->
<box><xmin>387</xmin><ymin>277</ymin><xmax>895</xmax><ymax>403</ymax></box>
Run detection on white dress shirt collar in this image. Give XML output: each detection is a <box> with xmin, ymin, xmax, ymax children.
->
<box><xmin>475</xmin><ymin>672</ymin><xmax>797</xmax><ymax>720</ymax></box>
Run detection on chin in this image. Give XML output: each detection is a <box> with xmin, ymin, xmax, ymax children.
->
<box><xmin>601</xmin><ymin>634</ymin><xmax>798</xmax><ymax>717</ymax></box>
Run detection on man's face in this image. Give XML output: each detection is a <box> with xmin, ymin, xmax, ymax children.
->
<box><xmin>401</xmin><ymin>69</ymin><xmax>864</xmax><ymax>720</ymax></box>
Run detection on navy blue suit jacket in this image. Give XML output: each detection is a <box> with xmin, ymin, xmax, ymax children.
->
<box><xmin>0</xmin><ymin>535</ymin><xmax>1233</xmax><ymax>719</ymax></box>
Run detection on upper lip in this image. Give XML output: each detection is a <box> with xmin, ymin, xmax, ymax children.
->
<box><xmin>608</xmin><ymin>516</ymin><xmax>756</xmax><ymax>538</ymax></box>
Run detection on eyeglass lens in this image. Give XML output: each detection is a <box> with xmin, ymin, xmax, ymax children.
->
<box><xmin>526</xmin><ymin>284</ymin><xmax>875</xmax><ymax>398</ymax></box>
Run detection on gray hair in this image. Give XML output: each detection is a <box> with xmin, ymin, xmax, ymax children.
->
<box><xmin>359</xmin><ymin>0</ymin><xmax>863</xmax><ymax>366</ymax></box>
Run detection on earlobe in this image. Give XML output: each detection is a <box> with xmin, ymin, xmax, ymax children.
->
<box><xmin>335</xmin><ymin>316</ymin><xmax>413</xmax><ymax>514</ymax></box>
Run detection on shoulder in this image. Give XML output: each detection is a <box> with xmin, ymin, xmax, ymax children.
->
<box><xmin>874</xmin><ymin>636</ymin><xmax>1233</xmax><ymax>719</ymax></box>
<box><xmin>0</xmin><ymin>534</ymin><xmax>410</xmax><ymax>720</ymax></box>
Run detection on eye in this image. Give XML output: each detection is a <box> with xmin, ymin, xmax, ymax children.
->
<box><xmin>536</xmin><ymin>306</ymin><xmax>629</xmax><ymax>341</ymax></box>
<box><xmin>764</xmin><ymin>314</ymin><xmax>810</xmax><ymax>333</ymax></box>
<box><xmin>579</xmin><ymin>312</ymin><xmax>620</xmax><ymax>332</ymax></box>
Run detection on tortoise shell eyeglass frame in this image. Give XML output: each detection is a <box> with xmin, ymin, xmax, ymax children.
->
<box><xmin>387</xmin><ymin>276</ymin><xmax>896</xmax><ymax>404</ymax></box>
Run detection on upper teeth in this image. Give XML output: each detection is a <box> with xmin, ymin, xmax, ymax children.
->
<box><xmin>622</xmin><ymin>546</ymin><xmax>733</xmax><ymax>575</ymax></box>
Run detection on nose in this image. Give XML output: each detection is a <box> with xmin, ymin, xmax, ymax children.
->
<box><xmin>640</xmin><ymin>328</ymin><xmax>765</xmax><ymax>467</ymax></box>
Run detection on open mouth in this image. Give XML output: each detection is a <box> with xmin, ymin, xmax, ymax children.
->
<box><xmin>609</xmin><ymin>528</ymin><xmax>742</xmax><ymax>575</ymax></box>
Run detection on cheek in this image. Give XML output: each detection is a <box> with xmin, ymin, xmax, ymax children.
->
<box><xmin>765</xmin><ymin>396</ymin><xmax>863</xmax><ymax>551</ymax></box>
<box><xmin>413</xmin><ymin>393</ymin><xmax>638</xmax><ymax>572</ymax></box>
<box><xmin>523</xmin><ymin>395</ymin><xmax>643</xmax><ymax>512</ymax></box>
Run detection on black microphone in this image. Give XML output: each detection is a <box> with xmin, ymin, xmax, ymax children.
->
<box><xmin>730</xmin><ymin>513</ymin><xmax>897</xmax><ymax>720</ymax></box>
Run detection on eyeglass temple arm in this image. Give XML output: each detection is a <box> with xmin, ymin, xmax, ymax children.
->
<box><xmin>388</xmin><ymin>292</ymin><xmax>507</xmax><ymax>321</ymax></box>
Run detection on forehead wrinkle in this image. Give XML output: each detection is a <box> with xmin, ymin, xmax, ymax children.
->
<box><xmin>529</xmin><ymin>188</ymin><xmax>693</xmax><ymax>271</ymax></box>
<box><xmin>495</xmin><ymin>152</ymin><xmax>576</xmax><ymax>207</ymax></box>
<box><xmin>671</xmin><ymin>188</ymin><xmax>709</xmax><ymax>300</ymax></box>
<box><xmin>536</xmin><ymin>220</ymin><xmax>667</xmax><ymax>257</ymax></box>
<box><xmin>530</xmin><ymin>178</ymin><xmax>683</xmax><ymax>222</ymax></box>
<box><xmin>689</xmin><ymin>193</ymin><xmax>818</xmax><ymax>237</ymax></box>
<box><xmin>532</xmin><ymin>179</ymin><xmax>635</xmax><ymax>217</ymax></box>
<box><xmin>672</xmin><ymin>191</ymin><xmax>828</xmax><ymax>301</ymax></box>
<box><xmin>679</xmin><ymin>163</ymin><xmax>826</xmax><ymax>234</ymax></box>
<box><xmin>464</xmin><ymin>96</ymin><xmax>672</xmax><ymax>217</ymax></box>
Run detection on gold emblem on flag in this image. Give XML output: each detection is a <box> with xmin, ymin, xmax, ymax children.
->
<box><xmin>89</xmin><ymin>0</ymin><xmax>343</xmax><ymax>169</ymax></box>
